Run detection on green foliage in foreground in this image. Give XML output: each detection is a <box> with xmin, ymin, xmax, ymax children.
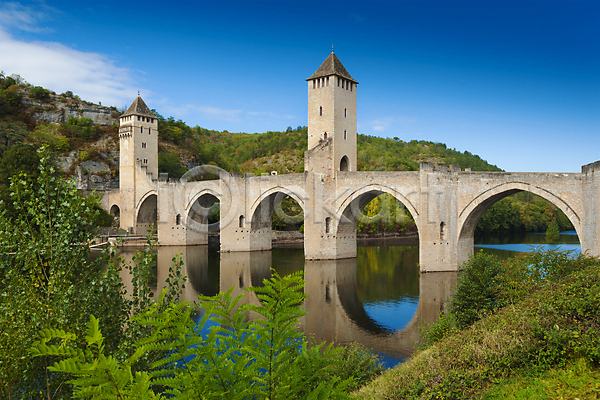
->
<box><xmin>0</xmin><ymin>150</ymin><xmax>161</xmax><ymax>398</ymax></box>
<box><xmin>356</xmin><ymin>251</ymin><xmax>600</xmax><ymax>399</ymax></box>
<box><xmin>31</xmin><ymin>271</ymin><xmax>383</xmax><ymax>399</ymax></box>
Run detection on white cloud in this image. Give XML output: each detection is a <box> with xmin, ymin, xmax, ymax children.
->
<box><xmin>370</xmin><ymin>116</ymin><xmax>416</xmax><ymax>133</ymax></box>
<box><xmin>0</xmin><ymin>3</ymin><xmax>139</xmax><ymax>108</ymax></box>
<box><xmin>0</xmin><ymin>1</ymin><xmax>52</xmax><ymax>32</ymax></box>
<box><xmin>164</xmin><ymin>104</ymin><xmax>243</xmax><ymax>123</ymax></box>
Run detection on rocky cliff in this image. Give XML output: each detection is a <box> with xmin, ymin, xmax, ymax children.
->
<box><xmin>21</xmin><ymin>92</ymin><xmax>119</xmax><ymax>126</ymax></box>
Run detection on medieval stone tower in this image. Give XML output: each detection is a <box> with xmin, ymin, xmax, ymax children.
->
<box><xmin>119</xmin><ymin>96</ymin><xmax>158</xmax><ymax>182</ymax></box>
<box><xmin>306</xmin><ymin>50</ymin><xmax>358</xmax><ymax>174</ymax></box>
<box><xmin>117</xmin><ymin>96</ymin><xmax>158</xmax><ymax>232</ymax></box>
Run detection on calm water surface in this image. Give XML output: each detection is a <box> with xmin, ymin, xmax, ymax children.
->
<box><xmin>116</xmin><ymin>231</ymin><xmax>579</xmax><ymax>368</ymax></box>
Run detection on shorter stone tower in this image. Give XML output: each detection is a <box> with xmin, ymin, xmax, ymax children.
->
<box><xmin>118</xmin><ymin>96</ymin><xmax>158</xmax><ymax>185</ymax></box>
<box><xmin>116</xmin><ymin>96</ymin><xmax>159</xmax><ymax>233</ymax></box>
<box><xmin>306</xmin><ymin>50</ymin><xmax>358</xmax><ymax>174</ymax></box>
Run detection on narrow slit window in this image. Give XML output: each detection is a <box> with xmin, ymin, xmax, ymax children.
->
<box><xmin>320</xmin><ymin>106</ymin><xmax>322</xmax><ymax>116</ymax></box>
<box><xmin>326</xmin><ymin>77</ymin><xmax>329</xmax><ymax>86</ymax></box>
<box><xmin>313</xmin><ymin>80</ymin><xmax>316</xmax><ymax>89</ymax></box>
<box><xmin>325</xmin><ymin>217</ymin><xmax>332</xmax><ymax>234</ymax></box>
<box><xmin>345</xmin><ymin>108</ymin><xmax>347</xmax><ymax>117</ymax></box>
<box><xmin>344</xmin><ymin>130</ymin><xmax>347</xmax><ymax>140</ymax></box>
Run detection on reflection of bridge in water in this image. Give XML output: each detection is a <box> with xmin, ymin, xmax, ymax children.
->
<box><xmin>103</xmin><ymin>51</ymin><xmax>600</xmax><ymax>271</ymax></box>
<box><xmin>117</xmin><ymin>245</ymin><xmax>457</xmax><ymax>361</ymax></box>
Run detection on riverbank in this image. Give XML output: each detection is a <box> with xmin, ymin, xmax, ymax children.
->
<box><xmin>353</xmin><ymin>252</ymin><xmax>600</xmax><ymax>399</ymax></box>
<box><xmin>92</xmin><ymin>229</ymin><xmax>419</xmax><ymax>248</ymax></box>
<box><xmin>272</xmin><ymin>230</ymin><xmax>419</xmax><ymax>245</ymax></box>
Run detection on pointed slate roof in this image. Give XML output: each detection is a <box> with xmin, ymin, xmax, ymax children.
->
<box><xmin>121</xmin><ymin>96</ymin><xmax>155</xmax><ymax>118</ymax></box>
<box><xmin>307</xmin><ymin>51</ymin><xmax>358</xmax><ymax>84</ymax></box>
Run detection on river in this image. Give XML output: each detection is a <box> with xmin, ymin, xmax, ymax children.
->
<box><xmin>115</xmin><ymin>231</ymin><xmax>580</xmax><ymax>368</ymax></box>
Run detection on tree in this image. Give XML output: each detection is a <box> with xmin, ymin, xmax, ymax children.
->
<box><xmin>0</xmin><ymin>149</ymin><xmax>157</xmax><ymax>398</ymax></box>
<box><xmin>29</xmin><ymin>85</ymin><xmax>50</xmax><ymax>101</ymax></box>
<box><xmin>158</xmin><ymin>152</ymin><xmax>187</xmax><ymax>179</ymax></box>
<box><xmin>546</xmin><ymin>219</ymin><xmax>560</xmax><ymax>244</ymax></box>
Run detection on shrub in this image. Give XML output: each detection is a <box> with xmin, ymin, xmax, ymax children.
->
<box><xmin>31</xmin><ymin>271</ymin><xmax>360</xmax><ymax>399</ymax></box>
<box><xmin>451</xmin><ymin>251</ymin><xmax>504</xmax><ymax>328</ymax></box>
<box><xmin>29</xmin><ymin>85</ymin><xmax>50</xmax><ymax>101</ymax></box>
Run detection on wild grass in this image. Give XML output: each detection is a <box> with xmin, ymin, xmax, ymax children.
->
<box><xmin>354</xmin><ymin>251</ymin><xmax>600</xmax><ymax>399</ymax></box>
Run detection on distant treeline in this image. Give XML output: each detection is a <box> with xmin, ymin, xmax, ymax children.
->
<box><xmin>1</xmin><ymin>76</ymin><xmax>567</xmax><ymax>236</ymax></box>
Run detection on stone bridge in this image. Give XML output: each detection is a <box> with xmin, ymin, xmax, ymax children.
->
<box><xmin>102</xmin><ymin>52</ymin><xmax>600</xmax><ymax>271</ymax></box>
<box><xmin>104</xmin><ymin>160</ymin><xmax>600</xmax><ymax>272</ymax></box>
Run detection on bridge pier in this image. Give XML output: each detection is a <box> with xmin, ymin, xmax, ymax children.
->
<box><xmin>581</xmin><ymin>161</ymin><xmax>600</xmax><ymax>258</ymax></box>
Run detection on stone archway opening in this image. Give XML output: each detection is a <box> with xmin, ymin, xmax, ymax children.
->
<box><xmin>250</xmin><ymin>191</ymin><xmax>305</xmax><ymax>251</ymax></box>
<box><xmin>136</xmin><ymin>194</ymin><xmax>157</xmax><ymax>234</ymax></box>
<box><xmin>328</xmin><ymin>188</ymin><xmax>420</xmax><ymax>260</ymax></box>
<box><xmin>355</xmin><ymin>193</ymin><xmax>418</xmax><ymax>240</ymax></box>
<box><xmin>109</xmin><ymin>204</ymin><xmax>120</xmax><ymax>228</ymax></box>
<box><xmin>187</xmin><ymin>193</ymin><xmax>220</xmax><ymax>246</ymax></box>
<box><xmin>457</xmin><ymin>189</ymin><xmax>579</xmax><ymax>265</ymax></box>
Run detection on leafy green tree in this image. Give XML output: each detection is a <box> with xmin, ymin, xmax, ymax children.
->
<box><xmin>546</xmin><ymin>219</ymin><xmax>560</xmax><ymax>244</ymax></box>
<box><xmin>0</xmin><ymin>150</ymin><xmax>157</xmax><ymax>398</ymax></box>
<box><xmin>451</xmin><ymin>251</ymin><xmax>504</xmax><ymax>329</ymax></box>
<box><xmin>29</xmin><ymin>85</ymin><xmax>50</xmax><ymax>101</ymax></box>
<box><xmin>158</xmin><ymin>152</ymin><xmax>187</xmax><ymax>179</ymax></box>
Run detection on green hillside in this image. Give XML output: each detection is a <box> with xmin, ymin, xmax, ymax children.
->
<box><xmin>1</xmin><ymin>74</ymin><xmax>572</xmax><ymax>235</ymax></box>
<box><xmin>0</xmin><ymin>74</ymin><xmax>501</xmax><ymax>179</ymax></box>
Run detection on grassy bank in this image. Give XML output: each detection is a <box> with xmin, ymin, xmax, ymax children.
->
<box><xmin>354</xmin><ymin>251</ymin><xmax>600</xmax><ymax>399</ymax></box>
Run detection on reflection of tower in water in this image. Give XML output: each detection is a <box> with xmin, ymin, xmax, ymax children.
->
<box><xmin>115</xmin><ymin>245</ymin><xmax>456</xmax><ymax>364</ymax></box>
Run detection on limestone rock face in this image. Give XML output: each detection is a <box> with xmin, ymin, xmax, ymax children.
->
<box><xmin>21</xmin><ymin>93</ymin><xmax>118</xmax><ymax>126</ymax></box>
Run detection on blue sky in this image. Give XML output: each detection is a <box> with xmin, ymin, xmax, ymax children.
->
<box><xmin>0</xmin><ymin>0</ymin><xmax>598</xmax><ymax>172</ymax></box>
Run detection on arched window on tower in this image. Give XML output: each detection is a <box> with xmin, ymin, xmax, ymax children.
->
<box><xmin>324</xmin><ymin>132</ymin><xmax>327</xmax><ymax>140</ymax></box>
<box><xmin>325</xmin><ymin>217</ymin><xmax>332</xmax><ymax>234</ymax></box>
<box><xmin>340</xmin><ymin>156</ymin><xmax>349</xmax><ymax>171</ymax></box>
<box><xmin>440</xmin><ymin>222</ymin><xmax>446</xmax><ymax>241</ymax></box>
<box><xmin>313</xmin><ymin>80</ymin><xmax>316</xmax><ymax>89</ymax></box>
<box><xmin>239</xmin><ymin>215</ymin><xmax>245</xmax><ymax>228</ymax></box>
<box><xmin>326</xmin><ymin>77</ymin><xmax>329</xmax><ymax>86</ymax></box>
<box><xmin>176</xmin><ymin>214</ymin><xmax>181</xmax><ymax>225</ymax></box>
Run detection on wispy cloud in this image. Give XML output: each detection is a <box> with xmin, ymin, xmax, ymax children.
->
<box><xmin>0</xmin><ymin>3</ymin><xmax>138</xmax><ymax>107</ymax></box>
<box><xmin>0</xmin><ymin>1</ymin><xmax>53</xmax><ymax>32</ymax></box>
<box><xmin>370</xmin><ymin>116</ymin><xmax>416</xmax><ymax>132</ymax></box>
<box><xmin>164</xmin><ymin>104</ymin><xmax>244</xmax><ymax>123</ymax></box>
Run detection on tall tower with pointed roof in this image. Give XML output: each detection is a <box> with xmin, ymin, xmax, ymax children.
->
<box><xmin>306</xmin><ymin>50</ymin><xmax>358</xmax><ymax>173</ymax></box>
<box><xmin>118</xmin><ymin>96</ymin><xmax>159</xmax><ymax>186</ymax></box>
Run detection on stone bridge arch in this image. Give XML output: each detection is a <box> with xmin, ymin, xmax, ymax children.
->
<box><xmin>135</xmin><ymin>191</ymin><xmax>158</xmax><ymax>234</ymax></box>
<box><xmin>184</xmin><ymin>189</ymin><xmax>222</xmax><ymax>242</ymax></box>
<box><xmin>320</xmin><ymin>184</ymin><xmax>420</xmax><ymax>259</ymax></box>
<box><xmin>247</xmin><ymin>185</ymin><xmax>307</xmax><ymax>251</ymax></box>
<box><xmin>457</xmin><ymin>181</ymin><xmax>582</xmax><ymax>265</ymax></box>
<box><xmin>336</xmin><ymin>184</ymin><xmax>419</xmax><ymax>227</ymax></box>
